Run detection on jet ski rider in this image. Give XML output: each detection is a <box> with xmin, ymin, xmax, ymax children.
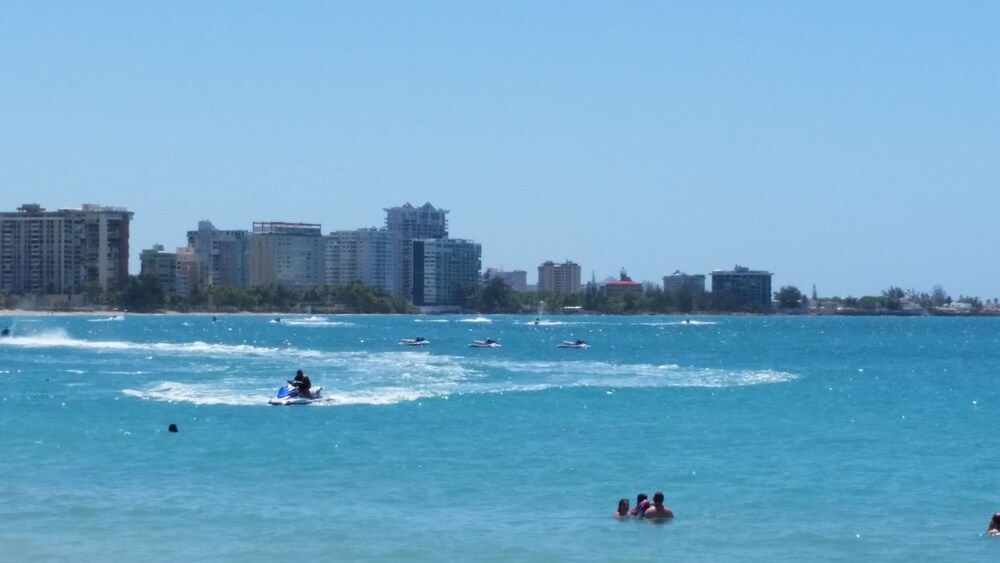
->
<box><xmin>289</xmin><ymin>369</ymin><xmax>312</xmax><ymax>399</ymax></box>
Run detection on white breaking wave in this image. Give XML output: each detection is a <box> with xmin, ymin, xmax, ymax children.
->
<box><xmin>280</xmin><ymin>320</ymin><xmax>355</xmax><ymax>327</ymax></box>
<box><xmin>88</xmin><ymin>315</ymin><xmax>125</xmax><ymax>322</ymax></box>
<box><xmin>121</xmin><ymin>351</ymin><xmax>798</xmax><ymax>407</ymax></box>
<box><xmin>0</xmin><ymin>329</ymin><xmax>291</xmax><ymax>358</ymax></box>
<box><xmin>123</xmin><ymin>381</ymin><xmax>265</xmax><ymax>406</ymax></box>
<box><xmin>458</xmin><ymin>317</ymin><xmax>492</xmax><ymax>323</ymax></box>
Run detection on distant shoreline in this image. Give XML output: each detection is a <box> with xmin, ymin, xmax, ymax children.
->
<box><xmin>2</xmin><ymin>308</ymin><xmax>998</xmax><ymax>318</ymax></box>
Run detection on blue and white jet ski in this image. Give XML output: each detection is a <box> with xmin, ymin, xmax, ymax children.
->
<box><xmin>557</xmin><ymin>339</ymin><xmax>590</xmax><ymax>349</ymax></box>
<box><xmin>268</xmin><ymin>383</ymin><xmax>324</xmax><ymax>405</ymax></box>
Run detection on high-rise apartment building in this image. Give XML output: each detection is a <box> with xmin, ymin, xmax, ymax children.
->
<box><xmin>385</xmin><ymin>202</ymin><xmax>449</xmax><ymax>299</ymax></box>
<box><xmin>325</xmin><ymin>227</ymin><xmax>398</xmax><ymax>295</ymax></box>
<box><xmin>249</xmin><ymin>222</ymin><xmax>325</xmax><ymax>288</ymax></box>
<box><xmin>711</xmin><ymin>265</ymin><xmax>773</xmax><ymax>311</ymax></box>
<box><xmin>0</xmin><ymin>203</ymin><xmax>132</xmax><ymax>294</ymax></box>
<box><xmin>537</xmin><ymin>260</ymin><xmax>581</xmax><ymax>294</ymax></box>
<box><xmin>412</xmin><ymin>238</ymin><xmax>481</xmax><ymax>307</ymax></box>
<box><xmin>186</xmin><ymin>220</ymin><xmax>250</xmax><ymax>288</ymax></box>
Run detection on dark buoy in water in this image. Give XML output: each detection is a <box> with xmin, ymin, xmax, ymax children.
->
<box><xmin>168</xmin><ymin>423</ymin><xmax>178</xmax><ymax>433</ymax></box>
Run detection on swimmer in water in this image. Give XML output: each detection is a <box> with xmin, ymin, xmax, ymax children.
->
<box><xmin>643</xmin><ymin>491</ymin><xmax>674</xmax><ymax>520</ymax></box>
<box><xmin>987</xmin><ymin>512</ymin><xmax>1000</xmax><ymax>536</ymax></box>
<box><xmin>614</xmin><ymin>498</ymin><xmax>630</xmax><ymax>518</ymax></box>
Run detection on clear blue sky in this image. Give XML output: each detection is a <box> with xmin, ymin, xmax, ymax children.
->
<box><xmin>2</xmin><ymin>1</ymin><xmax>998</xmax><ymax>298</ymax></box>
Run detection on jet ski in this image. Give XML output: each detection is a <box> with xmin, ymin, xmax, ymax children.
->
<box><xmin>399</xmin><ymin>337</ymin><xmax>430</xmax><ymax>346</ymax></box>
<box><xmin>469</xmin><ymin>339</ymin><xmax>501</xmax><ymax>348</ymax></box>
<box><xmin>557</xmin><ymin>339</ymin><xmax>590</xmax><ymax>349</ymax></box>
<box><xmin>268</xmin><ymin>383</ymin><xmax>324</xmax><ymax>405</ymax></box>
<box><xmin>0</xmin><ymin>327</ymin><xmax>10</xmax><ymax>338</ymax></box>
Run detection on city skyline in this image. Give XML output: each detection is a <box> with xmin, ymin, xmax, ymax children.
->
<box><xmin>2</xmin><ymin>3</ymin><xmax>997</xmax><ymax>299</ymax></box>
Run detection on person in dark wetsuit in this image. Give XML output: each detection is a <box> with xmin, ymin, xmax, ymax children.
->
<box><xmin>289</xmin><ymin>369</ymin><xmax>312</xmax><ymax>399</ymax></box>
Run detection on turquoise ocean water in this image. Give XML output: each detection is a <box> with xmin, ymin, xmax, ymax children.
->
<box><xmin>1</xmin><ymin>313</ymin><xmax>999</xmax><ymax>561</ymax></box>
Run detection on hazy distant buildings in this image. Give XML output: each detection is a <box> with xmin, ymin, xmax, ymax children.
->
<box><xmin>538</xmin><ymin>260</ymin><xmax>581</xmax><ymax>294</ymax></box>
<box><xmin>485</xmin><ymin>268</ymin><xmax>528</xmax><ymax>292</ymax></box>
<box><xmin>186</xmin><ymin>221</ymin><xmax>250</xmax><ymax>289</ymax></box>
<box><xmin>175</xmin><ymin>247</ymin><xmax>199</xmax><ymax>297</ymax></box>
<box><xmin>711</xmin><ymin>265</ymin><xmax>773</xmax><ymax>311</ymax></box>
<box><xmin>0</xmin><ymin>203</ymin><xmax>132</xmax><ymax>294</ymax></box>
<box><xmin>140</xmin><ymin>244</ymin><xmax>177</xmax><ymax>294</ymax></box>
<box><xmin>603</xmin><ymin>269</ymin><xmax>643</xmax><ymax>298</ymax></box>
<box><xmin>385</xmin><ymin>202</ymin><xmax>449</xmax><ymax>299</ymax></box>
<box><xmin>663</xmin><ymin>271</ymin><xmax>706</xmax><ymax>295</ymax></box>
<box><xmin>412</xmin><ymin>238</ymin><xmax>481</xmax><ymax>307</ymax></box>
<box><xmin>249</xmin><ymin>221</ymin><xmax>326</xmax><ymax>288</ymax></box>
<box><xmin>325</xmin><ymin>227</ymin><xmax>398</xmax><ymax>295</ymax></box>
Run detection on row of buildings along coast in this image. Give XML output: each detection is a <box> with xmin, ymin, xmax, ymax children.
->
<box><xmin>0</xmin><ymin>201</ymin><xmax>775</xmax><ymax>311</ymax></box>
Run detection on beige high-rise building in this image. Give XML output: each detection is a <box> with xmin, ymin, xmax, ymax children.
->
<box><xmin>325</xmin><ymin>227</ymin><xmax>398</xmax><ymax>296</ymax></box>
<box><xmin>249</xmin><ymin>222</ymin><xmax>326</xmax><ymax>289</ymax></box>
<box><xmin>537</xmin><ymin>260</ymin><xmax>581</xmax><ymax>294</ymax></box>
<box><xmin>0</xmin><ymin>203</ymin><xmax>133</xmax><ymax>294</ymax></box>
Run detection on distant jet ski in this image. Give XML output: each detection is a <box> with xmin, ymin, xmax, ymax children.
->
<box><xmin>557</xmin><ymin>339</ymin><xmax>590</xmax><ymax>349</ymax></box>
<box><xmin>399</xmin><ymin>337</ymin><xmax>430</xmax><ymax>346</ymax></box>
<box><xmin>469</xmin><ymin>339</ymin><xmax>501</xmax><ymax>348</ymax></box>
<box><xmin>0</xmin><ymin>327</ymin><xmax>9</xmax><ymax>338</ymax></box>
<box><xmin>268</xmin><ymin>384</ymin><xmax>324</xmax><ymax>405</ymax></box>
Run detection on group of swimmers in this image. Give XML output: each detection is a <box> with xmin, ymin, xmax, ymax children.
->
<box><xmin>615</xmin><ymin>491</ymin><xmax>674</xmax><ymax>520</ymax></box>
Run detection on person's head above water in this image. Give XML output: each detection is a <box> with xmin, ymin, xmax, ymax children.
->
<box><xmin>653</xmin><ymin>491</ymin><xmax>665</xmax><ymax>504</ymax></box>
<box><xmin>617</xmin><ymin>498</ymin><xmax>630</xmax><ymax>515</ymax></box>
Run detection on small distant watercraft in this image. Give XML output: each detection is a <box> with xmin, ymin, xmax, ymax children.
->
<box><xmin>399</xmin><ymin>337</ymin><xmax>430</xmax><ymax>346</ymax></box>
<box><xmin>558</xmin><ymin>339</ymin><xmax>590</xmax><ymax>349</ymax></box>
<box><xmin>0</xmin><ymin>326</ymin><xmax>10</xmax><ymax>337</ymax></box>
<box><xmin>469</xmin><ymin>339</ymin><xmax>501</xmax><ymax>348</ymax></box>
<box><xmin>268</xmin><ymin>384</ymin><xmax>324</xmax><ymax>405</ymax></box>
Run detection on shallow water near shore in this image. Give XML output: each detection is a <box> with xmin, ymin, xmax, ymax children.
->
<box><xmin>1</xmin><ymin>313</ymin><xmax>999</xmax><ymax>561</ymax></box>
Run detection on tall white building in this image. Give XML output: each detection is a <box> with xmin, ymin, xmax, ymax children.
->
<box><xmin>325</xmin><ymin>227</ymin><xmax>398</xmax><ymax>295</ymax></box>
<box><xmin>249</xmin><ymin>222</ymin><xmax>325</xmax><ymax>289</ymax></box>
<box><xmin>537</xmin><ymin>260</ymin><xmax>581</xmax><ymax>294</ymax></box>
<box><xmin>385</xmin><ymin>202</ymin><xmax>449</xmax><ymax>299</ymax></box>
<box><xmin>412</xmin><ymin>238</ymin><xmax>481</xmax><ymax>307</ymax></box>
<box><xmin>0</xmin><ymin>203</ymin><xmax>133</xmax><ymax>294</ymax></box>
